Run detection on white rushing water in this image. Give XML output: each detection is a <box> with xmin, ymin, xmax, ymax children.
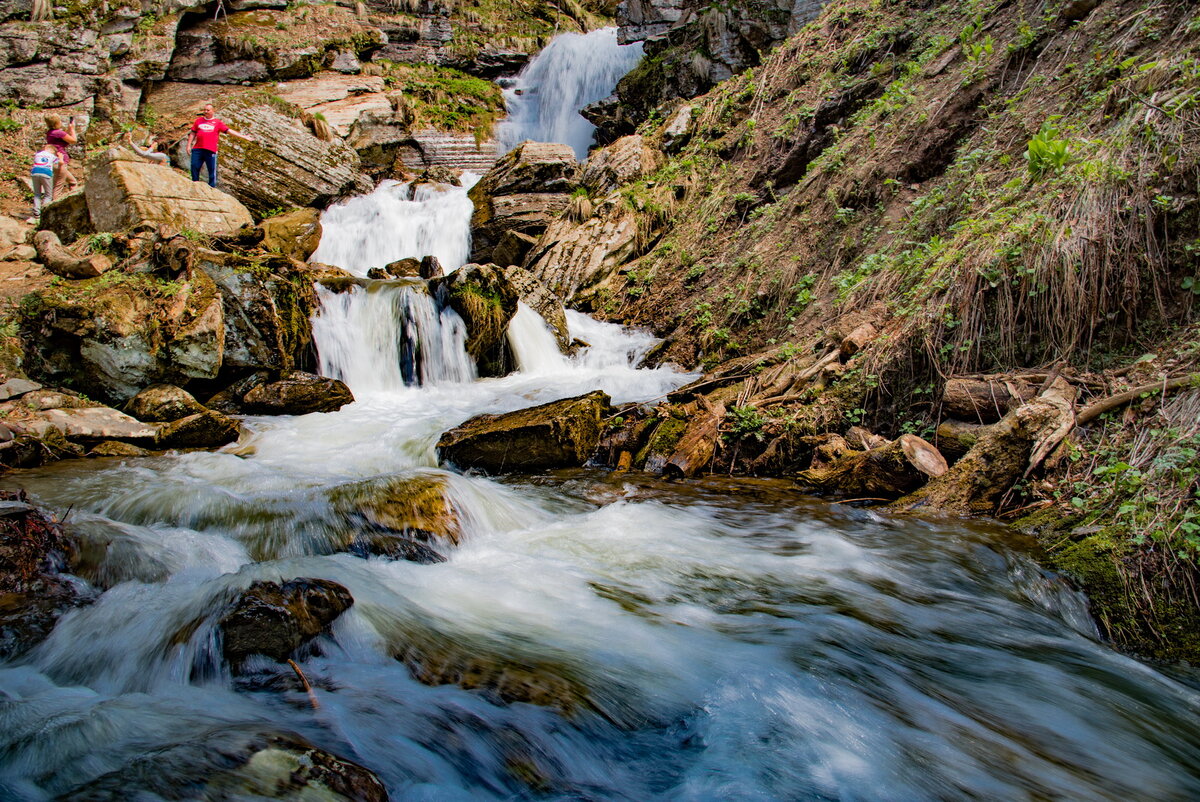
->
<box><xmin>4</xmin><ymin>29</ymin><xmax>1200</xmax><ymax>802</ymax></box>
<box><xmin>310</xmin><ymin>176</ymin><xmax>479</xmax><ymax>277</ymax></box>
<box><xmin>497</xmin><ymin>28</ymin><xmax>644</xmax><ymax>160</ymax></box>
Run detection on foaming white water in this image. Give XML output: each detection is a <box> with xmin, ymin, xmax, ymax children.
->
<box><xmin>309</xmin><ymin>177</ymin><xmax>478</xmax><ymax>276</ymax></box>
<box><xmin>507</xmin><ymin>303</ymin><xmax>569</xmax><ymax>375</ymax></box>
<box><xmin>497</xmin><ymin>28</ymin><xmax>644</xmax><ymax>160</ymax></box>
<box><xmin>313</xmin><ymin>283</ymin><xmax>475</xmax><ymax>393</ymax></box>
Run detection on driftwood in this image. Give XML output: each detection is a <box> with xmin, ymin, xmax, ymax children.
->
<box><xmin>663</xmin><ymin>398</ymin><xmax>726</xmax><ymax>478</ymax></box>
<box><xmin>32</xmin><ymin>231</ymin><xmax>112</xmax><ymax>279</ymax></box>
<box><xmin>942</xmin><ymin>377</ymin><xmax>1038</xmax><ymax>423</ymax></box>
<box><xmin>1076</xmin><ymin>375</ymin><xmax>1198</xmax><ymax>426</ymax></box>
<box><xmin>796</xmin><ymin>433</ymin><xmax>947</xmax><ymax>498</ymax></box>
<box><xmin>893</xmin><ymin>378</ymin><xmax>1077</xmax><ymax>514</ymax></box>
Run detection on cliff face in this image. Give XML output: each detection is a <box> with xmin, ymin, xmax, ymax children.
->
<box><xmin>524</xmin><ymin>0</ymin><xmax>1200</xmax><ymax>658</ymax></box>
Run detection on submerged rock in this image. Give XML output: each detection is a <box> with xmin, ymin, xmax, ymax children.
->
<box><xmin>437</xmin><ymin>390</ymin><xmax>610</xmax><ymax>472</ymax></box>
<box><xmin>57</xmin><ymin>728</ymin><xmax>387</xmax><ymax>802</ymax></box>
<box><xmin>219</xmin><ymin>577</ymin><xmax>354</xmax><ymax>665</ymax></box>
<box><xmin>333</xmin><ymin>473</ymin><xmax>462</xmax><ymax>564</ymax></box>
<box><xmin>242</xmin><ymin>371</ymin><xmax>354</xmax><ymax>415</ymax></box>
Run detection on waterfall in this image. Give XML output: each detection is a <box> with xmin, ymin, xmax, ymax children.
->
<box><xmin>507</xmin><ymin>303</ymin><xmax>569</xmax><ymax>374</ymax></box>
<box><xmin>497</xmin><ymin>28</ymin><xmax>644</xmax><ymax>160</ymax></box>
<box><xmin>314</xmin><ymin>282</ymin><xmax>475</xmax><ymax>393</ymax></box>
<box><xmin>309</xmin><ymin>176</ymin><xmax>479</xmax><ymax>277</ymax></box>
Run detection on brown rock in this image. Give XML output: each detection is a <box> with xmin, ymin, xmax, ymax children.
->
<box><xmin>430</xmin><ymin>263</ymin><xmax>520</xmax><ymax>377</ymax></box>
<box><xmin>259</xmin><ymin>207</ymin><xmax>323</xmax><ymax>261</ymax></box>
<box><xmin>156</xmin><ymin>409</ymin><xmax>241</xmax><ymax>449</ymax></box>
<box><xmin>219</xmin><ymin>577</ymin><xmax>353</xmax><ymax>665</ymax></box>
<box><xmin>579</xmin><ymin>135</ymin><xmax>664</xmax><ymax>195</ymax></box>
<box><xmin>242</xmin><ymin>370</ymin><xmax>354</xmax><ymax>415</ymax></box>
<box><xmin>125</xmin><ymin>383</ymin><xmax>207</xmax><ymax>422</ymax></box>
<box><xmin>437</xmin><ymin>390</ymin><xmax>610</xmax><ymax>472</ymax></box>
<box><xmin>384</xmin><ymin>257</ymin><xmax>421</xmax><ymax>278</ymax></box>
<box><xmin>334</xmin><ymin>473</ymin><xmax>462</xmax><ymax>564</ymax></box>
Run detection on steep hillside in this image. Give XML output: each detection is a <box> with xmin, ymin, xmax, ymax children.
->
<box><xmin>529</xmin><ymin>0</ymin><xmax>1200</xmax><ymax>659</ymax></box>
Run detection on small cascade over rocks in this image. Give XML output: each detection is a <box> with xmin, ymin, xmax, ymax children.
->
<box><xmin>497</xmin><ymin>28</ymin><xmax>644</xmax><ymax>160</ymax></box>
<box><xmin>314</xmin><ymin>282</ymin><xmax>475</xmax><ymax>393</ymax></box>
<box><xmin>309</xmin><ymin>177</ymin><xmax>478</xmax><ymax>277</ymax></box>
<box><xmin>507</xmin><ymin>303</ymin><xmax>570</xmax><ymax>375</ymax></box>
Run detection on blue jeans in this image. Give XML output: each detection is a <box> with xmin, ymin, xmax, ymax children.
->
<box><xmin>190</xmin><ymin>148</ymin><xmax>217</xmax><ymax>187</ymax></box>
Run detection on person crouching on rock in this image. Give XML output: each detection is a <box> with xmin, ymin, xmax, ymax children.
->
<box><xmin>187</xmin><ymin>103</ymin><xmax>255</xmax><ymax>188</ymax></box>
<box><xmin>43</xmin><ymin>113</ymin><xmax>79</xmax><ymax>196</ymax></box>
<box><xmin>127</xmin><ymin>131</ymin><xmax>170</xmax><ymax>166</ymax></box>
<box><xmin>30</xmin><ymin>144</ymin><xmax>58</xmax><ymax>221</ymax></box>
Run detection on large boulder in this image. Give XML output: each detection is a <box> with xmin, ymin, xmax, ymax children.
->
<box><xmin>125</xmin><ymin>383</ymin><xmax>207</xmax><ymax>422</ymax></box>
<box><xmin>207</xmin><ymin>102</ymin><xmax>373</xmax><ymax>215</ymax></box>
<box><xmin>437</xmin><ymin>390</ymin><xmax>610</xmax><ymax>472</ymax></box>
<box><xmin>242</xmin><ymin>370</ymin><xmax>354</xmax><ymax>415</ymax></box>
<box><xmin>156</xmin><ymin>409</ymin><xmax>241</xmax><ymax>448</ymax></box>
<box><xmin>468</xmin><ymin>142</ymin><xmax>578</xmax><ymax>264</ymax></box>
<box><xmin>38</xmin><ymin>189</ymin><xmax>92</xmax><ymax>243</ymax></box>
<box><xmin>430</xmin><ymin>263</ymin><xmax>519</xmax><ymax>377</ymax></box>
<box><xmin>219</xmin><ymin>577</ymin><xmax>353</xmax><ymax>665</ymax></box>
<box><xmin>84</xmin><ymin>149</ymin><xmax>254</xmax><ymax>235</ymax></box>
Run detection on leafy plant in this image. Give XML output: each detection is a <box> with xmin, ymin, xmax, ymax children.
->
<box><xmin>1025</xmin><ymin>121</ymin><xmax>1071</xmax><ymax>177</ymax></box>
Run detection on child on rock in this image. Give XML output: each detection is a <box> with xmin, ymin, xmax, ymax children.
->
<box><xmin>30</xmin><ymin>144</ymin><xmax>58</xmax><ymax>221</ymax></box>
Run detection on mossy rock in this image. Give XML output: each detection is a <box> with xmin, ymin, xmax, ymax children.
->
<box><xmin>430</xmin><ymin>263</ymin><xmax>520</xmax><ymax>377</ymax></box>
<box><xmin>331</xmin><ymin>472</ymin><xmax>462</xmax><ymax>564</ymax></box>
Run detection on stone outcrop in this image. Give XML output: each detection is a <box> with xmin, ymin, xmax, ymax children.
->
<box><xmin>579</xmin><ymin>135</ymin><xmax>664</xmax><ymax>195</ymax></box>
<box><xmin>199</xmin><ymin>102</ymin><xmax>373</xmax><ymax>215</ymax></box>
<box><xmin>83</xmin><ymin>149</ymin><xmax>254</xmax><ymax>236</ymax></box>
<box><xmin>468</xmin><ymin>142</ymin><xmax>578</xmax><ymax>264</ymax></box>
<box><xmin>219</xmin><ymin>577</ymin><xmax>354</xmax><ymax>665</ymax></box>
<box><xmin>523</xmin><ymin>196</ymin><xmax>640</xmax><ymax>303</ymax></box>
<box><xmin>437</xmin><ymin>390</ymin><xmax>610</xmax><ymax>472</ymax></box>
<box><xmin>430</xmin><ymin>263</ymin><xmax>520</xmax><ymax>377</ymax></box>
<box><xmin>241</xmin><ymin>371</ymin><xmax>354</xmax><ymax>415</ymax></box>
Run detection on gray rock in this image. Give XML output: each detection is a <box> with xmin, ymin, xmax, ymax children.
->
<box><xmin>0</xmin><ymin>378</ymin><xmax>41</xmax><ymax>401</ymax></box>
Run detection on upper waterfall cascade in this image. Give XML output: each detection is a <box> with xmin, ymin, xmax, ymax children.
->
<box><xmin>497</xmin><ymin>27</ymin><xmax>644</xmax><ymax>160</ymax></box>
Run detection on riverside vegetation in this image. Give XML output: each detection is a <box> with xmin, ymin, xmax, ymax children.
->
<box><xmin>0</xmin><ymin>0</ymin><xmax>1199</xmax><ymax>795</ymax></box>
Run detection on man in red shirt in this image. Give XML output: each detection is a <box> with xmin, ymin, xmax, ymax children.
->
<box><xmin>187</xmin><ymin>103</ymin><xmax>255</xmax><ymax>188</ymax></box>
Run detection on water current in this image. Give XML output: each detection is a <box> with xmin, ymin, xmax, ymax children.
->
<box><xmin>4</xmin><ymin>31</ymin><xmax>1200</xmax><ymax>802</ymax></box>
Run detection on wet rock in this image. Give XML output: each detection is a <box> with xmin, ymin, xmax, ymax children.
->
<box><xmin>468</xmin><ymin>141</ymin><xmax>578</xmax><ymax>264</ymax></box>
<box><xmin>0</xmin><ymin>490</ymin><xmax>86</xmax><ymax>659</ymax></box>
<box><xmin>430</xmin><ymin>263</ymin><xmax>520</xmax><ymax>377</ymax></box>
<box><xmin>156</xmin><ymin>409</ymin><xmax>241</xmax><ymax>449</ymax></box>
<box><xmin>58</xmin><ymin>728</ymin><xmax>387</xmax><ymax>802</ymax></box>
<box><xmin>384</xmin><ymin>257</ymin><xmax>422</xmax><ymax>278</ymax></box>
<box><xmin>84</xmin><ymin>148</ymin><xmax>255</xmax><ymax>235</ymax></box>
<box><xmin>366</xmin><ymin>268</ymin><xmax>389</xmax><ymax>279</ymax></box>
<box><xmin>419</xmin><ymin>255</ymin><xmax>443</xmax><ymax>279</ymax></box>
<box><xmin>219</xmin><ymin>577</ymin><xmax>354</xmax><ymax>665</ymax></box>
<box><xmin>125</xmin><ymin>383</ymin><xmax>207</xmax><ymax>422</ymax></box>
<box><xmin>205</xmin><ymin>370</ymin><xmax>273</xmax><ymax>414</ymax></box>
<box><xmin>334</xmin><ymin>473</ymin><xmax>462</xmax><ymax>564</ymax></box>
<box><xmin>88</xmin><ymin>440</ymin><xmax>152</xmax><ymax>457</ymax></box>
<box><xmin>259</xmin><ymin>207</ymin><xmax>323</xmax><ymax>261</ymax></box>
<box><xmin>242</xmin><ymin>370</ymin><xmax>354</xmax><ymax>415</ymax></box>
<box><xmin>416</xmin><ymin>165</ymin><xmax>461</xmax><ymax>186</ymax></box>
<box><xmin>437</xmin><ymin>390</ymin><xmax>610</xmax><ymax>472</ymax></box>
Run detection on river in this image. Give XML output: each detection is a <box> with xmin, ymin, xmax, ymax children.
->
<box><xmin>3</xmin><ymin>27</ymin><xmax>1200</xmax><ymax>802</ymax></box>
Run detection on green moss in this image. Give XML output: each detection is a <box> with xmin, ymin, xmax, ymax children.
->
<box><xmin>380</xmin><ymin>63</ymin><xmax>505</xmax><ymax>139</ymax></box>
<box><xmin>634</xmin><ymin>417</ymin><xmax>688</xmax><ymax>468</ymax></box>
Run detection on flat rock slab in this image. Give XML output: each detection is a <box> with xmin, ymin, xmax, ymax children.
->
<box><xmin>0</xmin><ymin>378</ymin><xmax>41</xmax><ymax>401</ymax></box>
<box><xmin>31</xmin><ymin>408</ymin><xmax>158</xmax><ymax>441</ymax></box>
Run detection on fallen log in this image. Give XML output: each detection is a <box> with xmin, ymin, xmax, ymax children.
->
<box><xmin>796</xmin><ymin>434</ymin><xmax>947</xmax><ymax>498</ymax></box>
<box><xmin>1076</xmin><ymin>375</ymin><xmax>1198</xmax><ymax>426</ymax></box>
<box><xmin>933</xmin><ymin>419</ymin><xmax>989</xmax><ymax>461</ymax></box>
<box><xmin>32</xmin><ymin>230</ymin><xmax>112</xmax><ymax>279</ymax></box>
<box><xmin>942</xmin><ymin>377</ymin><xmax>1038</xmax><ymax>423</ymax></box>
<box><xmin>663</xmin><ymin>398</ymin><xmax>726</xmax><ymax>478</ymax></box>
<box><xmin>893</xmin><ymin>378</ymin><xmax>1077</xmax><ymax>515</ymax></box>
